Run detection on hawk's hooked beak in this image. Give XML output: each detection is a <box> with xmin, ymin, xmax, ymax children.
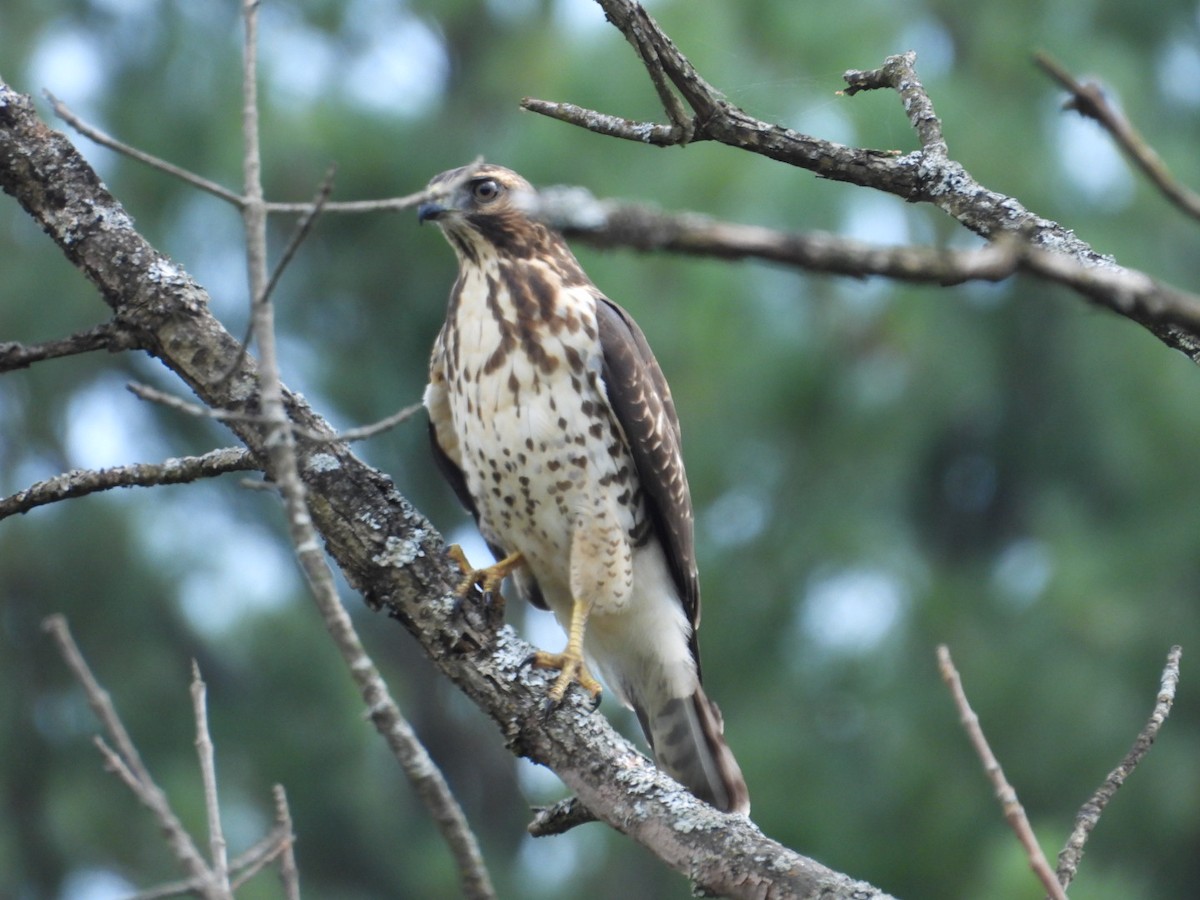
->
<box><xmin>417</xmin><ymin>200</ymin><xmax>447</xmax><ymax>224</ymax></box>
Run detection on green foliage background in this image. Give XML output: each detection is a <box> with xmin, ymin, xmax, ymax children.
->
<box><xmin>3</xmin><ymin>1</ymin><xmax>1200</xmax><ymax>897</ymax></box>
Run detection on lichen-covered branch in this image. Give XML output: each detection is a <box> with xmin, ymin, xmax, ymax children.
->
<box><xmin>1056</xmin><ymin>646</ymin><xmax>1183</xmax><ymax>890</ymax></box>
<box><xmin>0</xmin><ymin>448</ymin><xmax>258</xmax><ymax>521</ymax></box>
<box><xmin>1</xmin><ymin>81</ymin><xmax>891</xmax><ymax>900</ymax></box>
<box><xmin>520</xmin><ymin>0</ymin><xmax>1200</xmax><ymax>364</ymax></box>
<box><xmin>529</xmin><ymin>186</ymin><xmax>1200</xmax><ymax>333</ymax></box>
<box><xmin>1035</xmin><ymin>52</ymin><xmax>1200</xmax><ymax>222</ymax></box>
<box><xmin>0</xmin><ymin>320</ymin><xmax>141</xmax><ymax>372</ymax></box>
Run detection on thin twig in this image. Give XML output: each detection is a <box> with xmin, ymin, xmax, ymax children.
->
<box><xmin>0</xmin><ymin>447</ymin><xmax>258</xmax><ymax>520</ymax></box>
<box><xmin>127</xmin><ymin>381</ymin><xmax>421</xmax><ymax>444</ymax></box>
<box><xmin>335</xmin><ymin>402</ymin><xmax>424</xmax><ymax>441</ymax></box>
<box><xmin>1056</xmin><ymin>646</ymin><xmax>1183</xmax><ymax>891</ymax></box>
<box><xmin>842</xmin><ymin>51</ymin><xmax>948</xmax><ymax>156</ymax></box>
<box><xmin>520</xmin><ymin>98</ymin><xmax>688</xmax><ymax>145</ymax></box>
<box><xmin>41</xmin><ymin>616</ymin><xmax>216</xmax><ymax>890</ymax></box>
<box><xmin>937</xmin><ymin>645</ymin><xmax>1067</xmax><ymax>900</ymax></box>
<box><xmin>530</xmin><ymin>187</ymin><xmax>1200</xmax><ymax>332</ymax></box>
<box><xmin>191</xmin><ymin>663</ymin><xmax>230</xmax><ymax>893</ymax></box>
<box><xmin>232</xmin><ymin>5</ymin><xmax>496</xmax><ymax>898</ymax></box>
<box><xmin>263</xmin><ymin>165</ymin><xmax>336</xmax><ymax>308</ymax></box>
<box><xmin>1035</xmin><ymin>52</ymin><xmax>1200</xmax><ymax>222</ymax></box>
<box><xmin>49</xmin><ymin>91</ymin><xmax>469</xmax><ymax>216</ymax></box>
<box><xmin>628</xmin><ymin>22</ymin><xmax>693</xmax><ymax>139</ymax></box>
<box><xmin>273</xmin><ymin>785</ymin><xmax>301</xmax><ymax>900</ymax></box>
<box><xmin>0</xmin><ymin>321</ymin><xmax>139</xmax><ymax>372</ymax></box>
<box><xmin>218</xmin><ymin>164</ymin><xmax>339</xmax><ymax>385</ymax></box>
<box><xmin>527</xmin><ymin>796</ymin><xmax>598</xmax><ymax>836</ymax></box>
<box><xmin>47</xmin><ymin>92</ymin><xmax>245</xmax><ymax>205</ymax></box>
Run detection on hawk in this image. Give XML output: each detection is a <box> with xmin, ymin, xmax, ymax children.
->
<box><xmin>418</xmin><ymin>164</ymin><xmax>749</xmax><ymax>814</ymax></box>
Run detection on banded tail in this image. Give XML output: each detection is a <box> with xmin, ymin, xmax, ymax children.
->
<box><xmin>634</xmin><ymin>685</ymin><xmax>750</xmax><ymax>814</ymax></box>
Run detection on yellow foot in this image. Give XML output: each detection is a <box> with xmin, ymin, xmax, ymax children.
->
<box><xmin>532</xmin><ymin>649</ymin><xmax>603</xmax><ymax>708</ymax></box>
<box><xmin>446</xmin><ymin>546</ymin><xmax>523</xmax><ymax>616</ymax></box>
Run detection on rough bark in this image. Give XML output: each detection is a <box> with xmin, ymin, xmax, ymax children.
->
<box><xmin>1</xmin><ymin>81</ymin><xmax>891</xmax><ymax>900</ymax></box>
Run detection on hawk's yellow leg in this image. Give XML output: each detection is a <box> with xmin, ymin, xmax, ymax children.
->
<box><xmin>447</xmin><ymin>545</ymin><xmax>523</xmax><ymax>614</ymax></box>
<box><xmin>533</xmin><ymin>597</ymin><xmax>603</xmax><ymax>705</ymax></box>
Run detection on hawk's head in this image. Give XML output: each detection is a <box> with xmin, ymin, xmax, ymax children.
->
<box><xmin>418</xmin><ymin>164</ymin><xmax>551</xmax><ymax>261</ymax></box>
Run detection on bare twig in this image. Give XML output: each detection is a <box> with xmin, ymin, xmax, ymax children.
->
<box><xmin>0</xmin><ymin>447</ymin><xmax>258</xmax><ymax>520</ymax></box>
<box><xmin>47</xmin><ymin>92</ymin><xmax>245</xmax><ymax>205</ymax></box>
<box><xmin>128</xmin><ymin>381</ymin><xmax>421</xmax><ymax>445</ymax></box>
<box><xmin>531</xmin><ymin>187</ymin><xmax>1200</xmax><ymax>332</ymax></box>
<box><xmin>217</xmin><ymin>164</ymin><xmax>339</xmax><ymax>385</ymax></box>
<box><xmin>49</xmin><ymin>91</ymin><xmax>473</xmax><ymax>217</ymax></box>
<box><xmin>1056</xmin><ymin>646</ymin><xmax>1183</xmax><ymax>890</ymax></box>
<box><xmin>128</xmin><ymin>381</ymin><xmax>264</xmax><ymax>423</ymax></box>
<box><xmin>234</xmin><ymin>6</ymin><xmax>497</xmax><ymax>898</ymax></box>
<box><xmin>335</xmin><ymin>402</ymin><xmax>424</xmax><ymax>442</ymax></box>
<box><xmin>842</xmin><ymin>50</ymin><xmax>947</xmax><ymax>157</ymax></box>
<box><xmin>273</xmin><ymin>785</ymin><xmax>301</xmax><ymax>900</ymax></box>
<box><xmin>41</xmin><ymin>616</ymin><xmax>218</xmax><ymax>892</ymax></box>
<box><xmin>626</xmin><ymin>19</ymin><xmax>694</xmax><ymax>139</ymax></box>
<box><xmin>191</xmin><ymin>663</ymin><xmax>230</xmax><ymax>893</ymax></box>
<box><xmin>1035</xmin><ymin>52</ymin><xmax>1200</xmax><ymax>222</ymax></box>
<box><xmin>937</xmin><ymin>645</ymin><xmax>1067</xmax><ymax>900</ymax></box>
<box><xmin>527</xmin><ymin>796</ymin><xmax>598</xmax><ymax>836</ymax></box>
<box><xmin>263</xmin><ymin>165</ymin><xmax>336</xmax><ymax>308</ymax></box>
<box><xmin>520</xmin><ymin>98</ymin><xmax>686</xmax><ymax>145</ymax></box>
<box><xmin>0</xmin><ymin>320</ymin><xmax>139</xmax><ymax>372</ymax></box>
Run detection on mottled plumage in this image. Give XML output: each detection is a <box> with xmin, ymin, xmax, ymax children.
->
<box><xmin>419</xmin><ymin>164</ymin><xmax>749</xmax><ymax>814</ymax></box>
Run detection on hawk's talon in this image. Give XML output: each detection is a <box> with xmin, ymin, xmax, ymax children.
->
<box><xmin>532</xmin><ymin>649</ymin><xmax>603</xmax><ymax>709</ymax></box>
<box><xmin>445</xmin><ymin>545</ymin><xmax>523</xmax><ymax>621</ymax></box>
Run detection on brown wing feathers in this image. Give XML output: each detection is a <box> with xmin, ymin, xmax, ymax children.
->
<box><xmin>594</xmin><ymin>296</ymin><xmax>701</xmax><ymax>638</ymax></box>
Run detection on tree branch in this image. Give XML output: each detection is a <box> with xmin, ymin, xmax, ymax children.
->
<box><xmin>0</xmin><ymin>320</ymin><xmax>141</xmax><ymax>372</ymax></box>
<box><xmin>1</xmin><ymin>79</ymin><xmax>892</xmax><ymax>900</ymax></box>
<box><xmin>1034</xmin><ymin>52</ymin><xmax>1200</xmax><ymax>222</ymax></box>
<box><xmin>234</xmin><ymin>5</ymin><xmax>496</xmax><ymax>897</ymax></box>
<box><xmin>0</xmin><ymin>447</ymin><xmax>259</xmax><ymax>520</ymax></box>
<box><xmin>842</xmin><ymin>50</ymin><xmax>947</xmax><ymax>157</ymax></box>
<box><xmin>529</xmin><ymin>186</ymin><xmax>1200</xmax><ymax>333</ymax></box>
<box><xmin>50</xmin><ymin>91</ymin><xmax>477</xmax><ymax>217</ymax></box>
<box><xmin>938</xmin><ymin>646</ymin><xmax>1067</xmax><ymax>900</ymax></box>
<box><xmin>1056</xmin><ymin>646</ymin><xmax>1183</xmax><ymax>890</ymax></box>
<box><xmin>191</xmin><ymin>662</ymin><xmax>231</xmax><ymax>894</ymax></box>
<box><xmin>521</xmin><ymin>0</ymin><xmax>1200</xmax><ymax>364</ymax></box>
<box><xmin>41</xmin><ymin>615</ymin><xmax>221</xmax><ymax>894</ymax></box>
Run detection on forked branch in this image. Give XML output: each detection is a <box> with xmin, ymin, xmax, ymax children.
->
<box><xmin>1035</xmin><ymin>52</ymin><xmax>1200</xmax><ymax>222</ymax></box>
<box><xmin>1056</xmin><ymin>646</ymin><xmax>1183</xmax><ymax>890</ymax></box>
<box><xmin>521</xmin><ymin>0</ymin><xmax>1200</xmax><ymax>365</ymax></box>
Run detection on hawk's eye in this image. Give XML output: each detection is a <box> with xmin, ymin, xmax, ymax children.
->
<box><xmin>471</xmin><ymin>179</ymin><xmax>502</xmax><ymax>204</ymax></box>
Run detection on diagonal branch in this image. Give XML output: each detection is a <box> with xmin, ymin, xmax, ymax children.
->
<box><xmin>531</xmin><ymin>186</ymin><xmax>1200</xmax><ymax>333</ymax></box>
<box><xmin>938</xmin><ymin>646</ymin><xmax>1067</xmax><ymax>900</ymax></box>
<box><xmin>520</xmin><ymin>0</ymin><xmax>1200</xmax><ymax>366</ymax></box>
<box><xmin>842</xmin><ymin>50</ymin><xmax>948</xmax><ymax>157</ymax></box>
<box><xmin>42</xmin><ymin>616</ymin><xmax>219</xmax><ymax>892</ymax></box>
<box><xmin>0</xmin><ymin>320</ymin><xmax>141</xmax><ymax>372</ymax></box>
<box><xmin>1056</xmin><ymin>646</ymin><xmax>1183</xmax><ymax>890</ymax></box>
<box><xmin>234</xmin><ymin>6</ymin><xmax>497</xmax><ymax>898</ymax></box>
<box><xmin>0</xmin><ymin>447</ymin><xmax>258</xmax><ymax>520</ymax></box>
<box><xmin>1</xmin><ymin>77</ymin><xmax>893</xmax><ymax>900</ymax></box>
<box><xmin>1035</xmin><ymin>52</ymin><xmax>1200</xmax><ymax>222</ymax></box>
<box><xmin>49</xmin><ymin>92</ymin><xmax>476</xmax><ymax>217</ymax></box>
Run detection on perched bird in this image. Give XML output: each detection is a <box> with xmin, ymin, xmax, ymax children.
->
<box><xmin>418</xmin><ymin>164</ymin><xmax>749</xmax><ymax>814</ymax></box>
